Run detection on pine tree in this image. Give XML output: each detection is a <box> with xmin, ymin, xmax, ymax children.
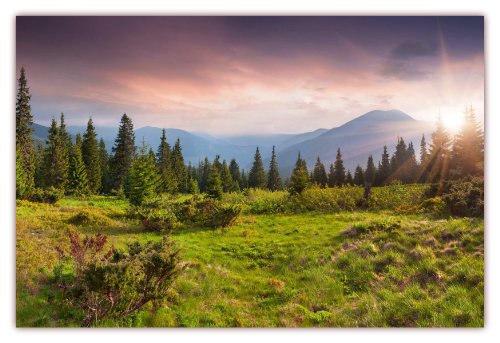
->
<box><xmin>405</xmin><ymin>142</ymin><xmax>418</xmax><ymax>183</ymax></box>
<box><xmin>34</xmin><ymin>142</ymin><xmax>45</xmax><ymax>188</ymax></box>
<box><xmin>229</xmin><ymin>159</ymin><xmax>242</xmax><ymax>187</ymax></box>
<box><xmin>16</xmin><ymin>67</ymin><xmax>36</xmax><ymax>194</ymax></box>
<box><xmin>327</xmin><ymin>163</ymin><xmax>335</xmax><ymax>188</ymax></box>
<box><xmin>312</xmin><ymin>156</ymin><xmax>328</xmax><ymax>188</ymax></box>
<box><xmin>333</xmin><ymin>148</ymin><xmax>346</xmax><ymax>186</ymax></box>
<box><xmin>186</xmin><ymin>176</ymin><xmax>199</xmax><ymax>194</ymax></box>
<box><xmin>376</xmin><ymin>145</ymin><xmax>391</xmax><ymax>186</ymax></box>
<box><xmin>171</xmin><ymin>138</ymin><xmax>188</xmax><ymax>193</ymax></box>
<box><xmin>353</xmin><ymin>165</ymin><xmax>364</xmax><ymax>186</ymax></box>
<box><xmin>450</xmin><ymin>106</ymin><xmax>484</xmax><ymax>178</ymax></box>
<box><xmin>16</xmin><ymin>147</ymin><xmax>27</xmax><ymax>198</ymax></box>
<box><xmin>43</xmin><ymin>117</ymin><xmax>69</xmax><ymax>189</ymax></box>
<box><xmin>427</xmin><ymin>116</ymin><xmax>452</xmax><ymax>183</ymax></box>
<box><xmin>289</xmin><ymin>153</ymin><xmax>309</xmax><ymax>194</ymax></box>
<box><xmin>248</xmin><ymin>147</ymin><xmax>267</xmax><ymax>189</ymax></box>
<box><xmin>267</xmin><ymin>146</ymin><xmax>283</xmax><ymax>191</ymax></box>
<box><xmin>58</xmin><ymin>112</ymin><xmax>72</xmax><ymax>151</ymax></box>
<box><xmin>200</xmin><ymin>157</ymin><xmax>211</xmax><ymax>193</ymax></box>
<box><xmin>206</xmin><ymin>162</ymin><xmax>223</xmax><ymax>200</ymax></box>
<box><xmin>98</xmin><ymin>138</ymin><xmax>111</xmax><ymax>193</ymax></box>
<box><xmin>240</xmin><ymin>169</ymin><xmax>249</xmax><ymax>189</ymax></box>
<box><xmin>220</xmin><ymin>160</ymin><xmax>235</xmax><ymax>193</ymax></box>
<box><xmin>82</xmin><ymin>118</ymin><xmax>101</xmax><ymax>193</ymax></box>
<box><xmin>68</xmin><ymin>134</ymin><xmax>89</xmax><ymax>196</ymax></box>
<box><xmin>156</xmin><ymin>129</ymin><xmax>176</xmax><ymax>193</ymax></box>
<box><xmin>346</xmin><ymin>171</ymin><xmax>354</xmax><ymax>185</ymax></box>
<box><xmin>419</xmin><ymin>134</ymin><xmax>428</xmax><ymax>165</ymax></box>
<box><xmin>126</xmin><ymin>144</ymin><xmax>160</xmax><ymax>206</ymax></box>
<box><xmin>365</xmin><ymin>155</ymin><xmax>376</xmax><ymax>185</ymax></box>
<box><xmin>110</xmin><ymin>113</ymin><xmax>136</xmax><ymax>191</ymax></box>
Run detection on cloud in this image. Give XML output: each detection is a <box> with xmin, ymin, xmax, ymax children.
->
<box><xmin>391</xmin><ymin>41</ymin><xmax>437</xmax><ymax>59</ymax></box>
<box><xmin>380</xmin><ymin>61</ymin><xmax>432</xmax><ymax>81</ymax></box>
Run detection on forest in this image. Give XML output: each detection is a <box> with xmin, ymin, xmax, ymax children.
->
<box><xmin>16</xmin><ymin>67</ymin><xmax>485</xmax><ymax>327</ymax></box>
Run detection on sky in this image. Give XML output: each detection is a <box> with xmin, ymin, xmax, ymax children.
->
<box><xmin>16</xmin><ymin>16</ymin><xmax>484</xmax><ymax>135</ymax></box>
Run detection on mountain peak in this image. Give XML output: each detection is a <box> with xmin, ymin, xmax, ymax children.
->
<box><xmin>354</xmin><ymin>109</ymin><xmax>415</xmax><ymax>122</ymax></box>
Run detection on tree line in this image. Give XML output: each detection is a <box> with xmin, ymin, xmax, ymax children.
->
<box><xmin>16</xmin><ymin>68</ymin><xmax>484</xmax><ymax>201</ymax></box>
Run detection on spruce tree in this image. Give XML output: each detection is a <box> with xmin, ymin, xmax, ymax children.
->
<box><xmin>200</xmin><ymin>157</ymin><xmax>211</xmax><ymax>193</ymax></box>
<box><xmin>450</xmin><ymin>106</ymin><xmax>484</xmax><ymax>178</ymax></box>
<box><xmin>34</xmin><ymin>142</ymin><xmax>45</xmax><ymax>188</ymax></box>
<box><xmin>229</xmin><ymin>159</ymin><xmax>242</xmax><ymax>187</ymax></box>
<box><xmin>58</xmin><ymin>112</ymin><xmax>72</xmax><ymax>151</ymax></box>
<box><xmin>346</xmin><ymin>171</ymin><xmax>354</xmax><ymax>185</ymax></box>
<box><xmin>82</xmin><ymin>118</ymin><xmax>101</xmax><ymax>193</ymax></box>
<box><xmin>405</xmin><ymin>142</ymin><xmax>418</xmax><ymax>183</ymax></box>
<box><xmin>312</xmin><ymin>156</ymin><xmax>328</xmax><ymax>188</ymax></box>
<box><xmin>241</xmin><ymin>169</ymin><xmax>248</xmax><ymax>189</ymax></box>
<box><xmin>427</xmin><ymin>116</ymin><xmax>451</xmax><ymax>183</ymax></box>
<box><xmin>220</xmin><ymin>160</ymin><xmax>235</xmax><ymax>193</ymax></box>
<box><xmin>171</xmin><ymin>138</ymin><xmax>188</xmax><ymax>193</ymax></box>
<box><xmin>267</xmin><ymin>146</ymin><xmax>283</xmax><ymax>191</ymax></box>
<box><xmin>156</xmin><ymin>129</ymin><xmax>176</xmax><ymax>193</ymax></box>
<box><xmin>333</xmin><ymin>148</ymin><xmax>346</xmax><ymax>186</ymax></box>
<box><xmin>353</xmin><ymin>165</ymin><xmax>364</xmax><ymax>186</ymax></box>
<box><xmin>376</xmin><ymin>145</ymin><xmax>391</xmax><ymax>186</ymax></box>
<box><xmin>206</xmin><ymin>163</ymin><xmax>223</xmax><ymax>200</ymax></box>
<box><xmin>327</xmin><ymin>163</ymin><xmax>335</xmax><ymax>188</ymax></box>
<box><xmin>16</xmin><ymin>147</ymin><xmax>27</xmax><ymax>198</ymax></box>
<box><xmin>16</xmin><ymin>67</ymin><xmax>36</xmax><ymax>194</ymax></box>
<box><xmin>98</xmin><ymin>138</ymin><xmax>111</xmax><ymax>194</ymax></box>
<box><xmin>126</xmin><ymin>144</ymin><xmax>160</xmax><ymax>206</ymax></box>
<box><xmin>289</xmin><ymin>153</ymin><xmax>309</xmax><ymax>194</ymax></box>
<box><xmin>43</xmin><ymin>117</ymin><xmax>69</xmax><ymax>190</ymax></box>
<box><xmin>365</xmin><ymin>155</ymin><xmax>376</xmax><ymax>185</ymax></box>
<box><xmin>419</xmin><ymin>134</ymin><xmax>428</xmax><ymax>165</ymax></box>
<box><xmin>248</xmin><ymin>147</ymin><xmax>267</xmax><ymax>189</ymax></box>
<box><xmin>68</xmin><ymin>134</ymin><xmax>89</xmax><ymax>196</ymax></box>
<box><xmin>186</xmin><ymin>176</ymin><xmax>200</xmax><ymax>194</ymax></box>
<box><xmin>110</xmin><ymin>113</ymin><xmax>136</xmax><ymax>191</ymax></box>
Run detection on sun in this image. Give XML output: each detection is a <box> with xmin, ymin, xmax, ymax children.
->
<box><xmin>441</xmin><ymin>112</ymin><xmax>464</xmax><ymax>133</ymax></box>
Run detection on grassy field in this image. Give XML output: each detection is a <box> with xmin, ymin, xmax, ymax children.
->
<box><xmin>16</xmin><ymin>188</ymin><xmax>484</xmax><ymax>327</ymax></box>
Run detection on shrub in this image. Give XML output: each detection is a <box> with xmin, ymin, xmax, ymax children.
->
<box><xmin>55</xmin><ymin>230</ymin><xmax>182</xmax><ymax>326</ymax></box>
<box><xmin>368</xmin><ymin>184</ymin><xmax>429</xmax><ymax>211</ymax></box>
<box><xmin>441</xmin><ymin>177</ymin><xmax>484</xmax><ymax>217</ymax></box>
<box><xmin>420</xmin><ymin>197</ymin><xmax>447</xmax><ymax>216</ymax></box>
<box><xmin>67</xmin><ymin>209</ymin><xmax>113</xmax><ymax>227</ymax></box>
<box><xmin>27</xmin><ymin>187</ymin><xmax>64</xmax><ymax>204</ymax></box>
<box><xmin>136</xmin><ymin>198</ymin><xmax>180</xmax><ymax>232</ymax></box>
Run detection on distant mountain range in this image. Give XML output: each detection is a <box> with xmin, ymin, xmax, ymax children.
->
<box><xmin>32</xmin><ymin>109</ymin><xmax>433</xmax><ymax>176</ymax></box>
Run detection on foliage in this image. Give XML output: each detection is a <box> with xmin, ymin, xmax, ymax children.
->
<box><xmin>126</xmin><ymin>145</ymin><xmax>161</xmax><ymax>206</ymax></box>
<box><xmin>135</xmin><ymin>198</ymin><xmax>180</xmax><ymax>232</ymax></box>
<box><xmin>53</xmin><ymin>231</ymin><xmax>182</xmax><ymax>326</ymax></box>
<box><xmin>110</xmin><ymin>113</ymin><xmax>136</xmax><ymax>191</ymax></box>
<box><xmin>441</xmin><ymin>177</ymin><xmax>484</xmax><ymax>217</ymax></box>
<box><xmin>248</xmin><ymin>147</ymin><xmax>267</xmax><ymax>189</ymax></box>
<box><xmin>367</xmin><ymin>183</ymin><xmax>429</xmax><ymax>211</ymax></box>
<box><xmin>289</xmin><ymin>154</ymin><xmax>309</xmax><ymax>195</ymax></box>
<box><xmin>27</xmin><ymin>187</ymin><xmax>64</xmax><ymax>204</ymax></box>
<box><xmin>67</xmin><ymin>134</ymin><xmax>89</xmax><ymax>196</ymax></box>
<box><xmin>267</xmin><ymin>146</ymin><xmax>283</xmax><ymax>191</ymax></box>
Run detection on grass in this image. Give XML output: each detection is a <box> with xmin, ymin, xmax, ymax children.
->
<box><xmin>16</xmin><ymin>190</ymin><xmax>484</xmax><ymax>327</ymax></box>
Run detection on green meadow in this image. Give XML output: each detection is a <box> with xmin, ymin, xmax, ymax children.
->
<box><xmin>16</xmin><ymin>185</ymin><xmax>484</xmax><ymax>327</ymax></box>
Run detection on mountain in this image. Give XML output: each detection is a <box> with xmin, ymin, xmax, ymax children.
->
<box><xmin>30</xmin><ymin>109</ymin><xmax>433</xmax><ymax>175</ymax></box>
<box><xmin>271</xmin><ymin>110</ymin><xmax>433</xmax><ymax>177</ymax></box>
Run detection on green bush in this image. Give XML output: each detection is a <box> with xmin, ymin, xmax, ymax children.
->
<box><xmin>27</xmin><ymin>187</ymin><xmax>64</xmax><ymax>204</ymax></box>
<box><xmin>54</xmin><ymin>231</ymin><xmax>182</xmax><ymax>326</ymax></box>
<box><xmin>441</xmin><ymin>177</ymin><xmax>484</xmax><ymax>217</ymax></box>
<box><xmin>136</xmin><ymin>198</ymin><xmax>180</xmax><ymax>232</ymax></box>
<box><xmin>368</xmin><ymin>184</ymin><xmax>429</xmax><ymax>211</ymax></box>
<box><xmin>67</xmin><ymin>209</ymin><xmax>113</xmax><ymax>227</ymax></box>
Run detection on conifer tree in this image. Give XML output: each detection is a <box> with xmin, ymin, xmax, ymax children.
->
<box><xmin>212</xmin><ymin>155</ymin><xmax>222</xmax><ymax>176</ymax></box>
<box><xmin>82</xmin><ymin>118</ymin><xmax>101</xmax><ymax>193</ymax></box>
<box><xmin>43</xmin><ymin>117</ymin><xmax>69</xmax><ymax>189</ymax></box>
<box><xmin>450</xmin><ymin>106</ymin><xmax>484</xmax><ymax>178</ymax></box>
<box><xmin>376</xmin><ymin>145</ymin><xmax>391</xmax><ymax>186</ymax></box>
<box><xmin>206</xmin><ymin>163</ymin><xmax>223</xmax><ymax>200</ymax></box>
<box><xmin>267</xmin><ymin>146</ymin><xmax>283</xmax><ymax>191</ymax></box>
<box><xmin>419</xmin><ymin>134</ymin><xmax>428</xmax><ymax>165</ymax></box>
<box><xmin>220</xmin><ymin>160</ymin><xmax>235</xmax><ymax>193</ymax></box>
<box><xmin>406</xmin><ymin>141</ymin><xmax>418</xmax><ymax>183</ymax></box>
<box><xmin>156</xmin><ymin>129</ymin><xmax>176</xmax><ymax>193</ymax></box>
<box><xmin>171</xmin><ymin>138</ymin><xmax>188</xmax><ymax>193</ymax></box>
<box><xmin>333</xmin><ymin>148</ymin><xmax>346</xmax><ymax>186</ymax></box>
<box><xmin>353</xmin><ymin>165</ymin><xmax>364</xmax><ymax>186</ymax></box>
<box><xmin>248</xmin><ymin>147</ymin><xmax>267</xmax><ymax>189</ymax></box>
<box><xmin>16</xmin><ymin>67</ymin><xmax>36</xmax><ymax>194</ymax></box>
<box><xmin>427</xmin><ymin>116</ymin><xmax>451</xmax><ymax>182</ymax></box>
<box><xmin>365</xmin><ymin>155</ymin><xmax>376</xmax><ymax>185</ymax></box>
<box><xmin>126</xmin><ymin>144</ymin><xmax>160</xmax><ymax>206</ymax></box>
<box><xmin>289</xmin><ymin>153</ymin><xmax>309</xmax><ymax>194</ymax></box>
<box><xmin>34</xmin><ymin>142</ymin><xmax>45</xmax><ymax>188</ymax></box>
<box><xmin>346</xmin><ymin>171</ymin><xmax>354</xmax><ymax>185</ymax></box>
<box><xmin>240</xmin><ymin>169</ymin><xmax>248</xmax><ymax>189</ymax></box>
<box><xmin>110</xmin><ymin>113</ymin><xmax>136</xmax><ymax>191</ymax></box>
<box><xmin>58</xmin><ymin>112</ymin><xmax>72</xmax><ymax>151</ymax></box>
<box><xmin>98</xmin><ymin>138</ymin><xmax>111</xmax><ymax>194</ymax></box>
<box><xmin>327</xmin><ymin>163</ymin><xmax>335</xmax><ymax>188</ymax></box>
<box><xmin>16</xmin><ymin>147</ymin><xmax>27</xmax><ymax>198</ymax></box>
<box><xmin>312</xmin><ymin>156</ymin><xmax>328</xmax><ymax>188</ymax></box>
<box><xmin>200</xmin><ymin>157</ymin><xmax>211</xmax><ymax>193</ymax></box>
<box><xmin>68</xmin><ymin>134</ymin><xmax>89</xmax><ymax>196</ymax></box>
<box><xmin>229</xmin><ymin>159</ymin><xmax>242</xmax><ymax>187</ymax></box>
<box><xmin>186</xmin><ymin>176</ymin><xmax>199</xmax><ymax>194</ymax></box>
